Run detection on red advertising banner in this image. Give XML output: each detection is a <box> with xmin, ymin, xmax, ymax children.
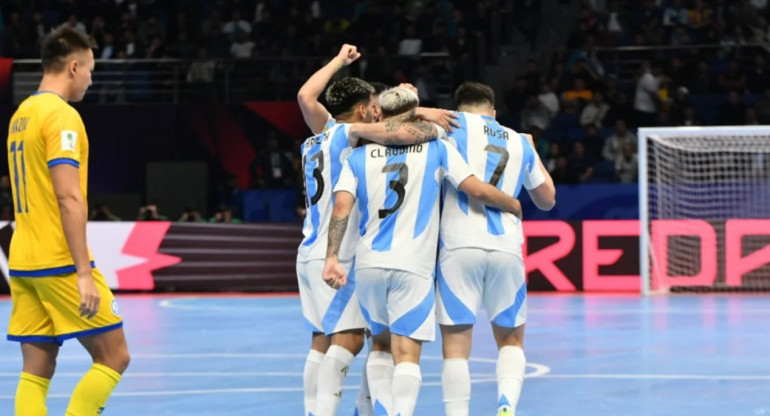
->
<box><xmin>0</xmin><ymin>220</ymin><xmax>768</xmax><ymax>293</ymax></box>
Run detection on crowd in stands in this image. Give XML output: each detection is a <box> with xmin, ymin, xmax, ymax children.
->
<box><xmin>3</xmin><ymin>0</ymin><xmax>769</xmax><ymax>218</ymax></box>
<box><xmin>0</xmin><ymin>0</ymin><xmax>510</xmax><ymax>89</ymax></box>
<box><xmin>501</xmin><ymin>0</ymin><xmax>770</xmax><ymax>185</ymax></box>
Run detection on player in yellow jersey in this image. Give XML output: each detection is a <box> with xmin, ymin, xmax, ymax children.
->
<box><xmin>6</xmin><ymin>26</ymin><xmax>130</xmax><ymax>416</ymax></box>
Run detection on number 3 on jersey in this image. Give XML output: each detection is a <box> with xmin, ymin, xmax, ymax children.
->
<box><xmin>9</xmin><ymin>141</ymin><xmax>28</xmax><ymax>213</ymax></box>
<box><xmin>379</xmin><ymin>162</ymin><xmax>408</xmax><ymax>219</ymax></box>
<box><xmin>303</xmin><ymin>151</ymin><xmax>324</xmax><ymax>207</ymax></box>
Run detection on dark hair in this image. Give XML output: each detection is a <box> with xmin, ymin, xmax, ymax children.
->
<box><xmin>40</xmin><ymin>25</ymin><xmax>97</xmax><ymax>73</ymax></box>
<box><xmin>325</xmin><ymin>77</ymin><xmax>374</xmax><ymax>118</ymax></box>
<box><xmin>454</xmin><ymin>81</ymin><xmax>495</xmax><ymax>108</ymax></box>
<box><xmin>369</xmin><ymin>82</ymin><xmax>390</xmax><ymax>95</ymax></box>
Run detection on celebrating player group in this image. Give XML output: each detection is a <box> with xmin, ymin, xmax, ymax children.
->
<box><xmin>295</xmin><ymin>44</ymin><xmax>556</xmax><ymax>416</ymax></box>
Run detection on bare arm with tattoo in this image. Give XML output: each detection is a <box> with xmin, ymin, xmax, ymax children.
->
<box><xmin>349</xmin><ymin>119</ymin><xmax>441</xmax><ymax>146</ymax></box>
<box><xmin>323</xmin><ymin>191</ymin><xmax>355</xmax><ymax>288</ymax></box>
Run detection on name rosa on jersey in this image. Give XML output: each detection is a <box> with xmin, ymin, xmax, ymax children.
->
<box><xmin>370</xmin><ymin>144</ymin><xmax>424</xmax><ymax>158</ymax></box>
<box><xmin>483</xmin><ymin>125</ymin><xmax>510</xmax><ymax>140</ymax></box>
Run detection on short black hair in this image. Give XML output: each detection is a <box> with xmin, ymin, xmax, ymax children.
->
<box><xmin>369</xmin><ymin>82</ymin><xmax>390</xmax><ymax>95</ymax></box>
<box><xmin>325</xmin><ymin>77</ymin><xmax>374</xmax><ymax>118</ymax></box>
<box><xmin>41</xmin><ymin>25</ymin><xmax>97</xmax><ymax>73</ymax></box>
<box><xmin>454</xmin><ymin>82</ymin><xmax>495</xmax><ymax>108</ymax></box>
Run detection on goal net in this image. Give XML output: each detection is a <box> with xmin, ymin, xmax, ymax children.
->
<box><xmin>639</xmin><ymin>127</ymin><xmax>770</xmax><ymax>294</ymax></box>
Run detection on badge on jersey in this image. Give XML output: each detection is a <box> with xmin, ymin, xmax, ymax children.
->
<box><xmin>61</xmin><ymin>130</ymin><xmax>77</xmax><ymax>151</ymax></box>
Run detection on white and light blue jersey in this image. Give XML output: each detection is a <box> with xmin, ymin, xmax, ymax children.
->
<box><xmin>334</xmin><ymin>138</ymin><xmax>473</xmax><ymax>277</ymax></box>
<box><xmin>298</xmin><ymin>122</ymin><xmax>358</xmax><ymax>262</ymax></box>
<box><xmin>441</xmin><ymin>112</ymin><xmax>545</xmax><ymax>257</ymax></box>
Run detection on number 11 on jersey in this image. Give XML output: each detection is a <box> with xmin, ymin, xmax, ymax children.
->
<box><xmin>10</xmin><ymin>141</ymin><xmax>29</xmax><ymax>213</ymax></box>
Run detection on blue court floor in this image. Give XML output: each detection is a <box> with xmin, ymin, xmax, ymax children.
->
<box><xmin>1</xmin><ymin>294</ymin><xmax>769</xmax><ymax>416</ymax></box>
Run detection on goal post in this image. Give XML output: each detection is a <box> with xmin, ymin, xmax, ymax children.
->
<box><xmin>638</xmin><ymin>126</ymin><xmax>770</xmax><ymax>295</ymax></box>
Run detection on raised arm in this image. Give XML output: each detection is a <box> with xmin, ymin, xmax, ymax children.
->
<box><xmin>297</xmin><ymin>44</ymin><xmax>361</xmax><ymax>134</ymax></box>
<box><xmin>522</xmin><ymin>133</ymin><xmax>556</xmax><ymax>211</ymax></box>
<box><xmin>457</xmin><ymin>176</ymin><xmax>522</xmax><ymax>219</ymax></box>
<box><xmin>323</xmin><ymin>191</ymin><xmax>355</xmax><ymax>288</ymax></box>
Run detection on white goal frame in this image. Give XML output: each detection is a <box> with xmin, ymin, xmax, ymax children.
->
<box><xmin>638</xmin><ymin>126</ymin><xmax>770</xmax><ymax>295</ymax></box>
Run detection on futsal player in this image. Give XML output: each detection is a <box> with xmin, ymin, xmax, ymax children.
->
<box><xmin>437</xmin><ymin>82</ymin><xmax>556</xmax><ymax>416</ymax></box>
<box><xmin>6</xmin><ymin>26</ymin><xmax>130</xmax><ymax>416</ymax></box>
<box><xmin>297</xmin><ymin>76</ymin><xmax>453</xmax><ymax>416</ymax></box>
<box><xmin>322</xmin><ymin>86</ymin><xmax>523</xmax><ymax>416</ymax></box>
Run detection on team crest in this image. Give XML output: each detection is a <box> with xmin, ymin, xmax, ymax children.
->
<box><xmin>111</xmin><ymin>299</ymin><xmax>120</xmax><ymax>316</ymax></box>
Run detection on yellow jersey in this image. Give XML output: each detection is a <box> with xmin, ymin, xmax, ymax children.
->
<box><xmin>7</xmin><ymin>91</ymin><xmax>94</xmax><ymax>276</ymax></box>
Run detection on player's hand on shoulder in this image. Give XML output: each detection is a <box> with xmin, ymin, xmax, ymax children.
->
<box><xmin>417</xmin><ymin>107</ymin><xmax>460</xmax><ymax>133</ymax></box>
<box><xmin>337</xmin><ymin>44</ymin><xmax>361</xmax><ymax>65</ymax></box>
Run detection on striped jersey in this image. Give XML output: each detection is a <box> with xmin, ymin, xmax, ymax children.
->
<box><xmin>334</xmin><ymin>136</ymin><xmax>473</xmax><ymax>277</ymax></box>
<box><xmin>298</xmin><ymin>122</ymin><xmax>358</xmax><ymax>262</ymax></box>
<box><xmin>441</xmin><ymin>112</ymin><xmax>545</xmax><ymax>257</ymax></box>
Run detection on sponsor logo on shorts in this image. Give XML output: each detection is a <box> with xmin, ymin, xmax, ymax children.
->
<box><xmin>111</xmin><ymin>299</ymin><xmax>120</xmax><ymax>316</ymax></box>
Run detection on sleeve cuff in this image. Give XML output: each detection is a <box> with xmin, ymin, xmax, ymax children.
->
<box><xmin>47</xmin><ymin>158</ymin><xmax>80</xmax><ymax>168</ymax></box>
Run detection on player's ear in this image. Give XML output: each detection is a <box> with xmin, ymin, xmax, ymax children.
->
<box><xmin>69</xmin><ymin>58</ymin><xmax>79</xmax><ymax>77</ymax></box>
<box><xmin>493</xmin><ymin>109</ymin><xmax>497</xmax><ymax>118</ymax></box>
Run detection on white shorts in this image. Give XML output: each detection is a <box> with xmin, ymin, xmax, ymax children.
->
<box><xmin>355</xmin><ymin>268</ymin><xmax>436</xmax><ymax>342</ymax></box>
<box><xmin>296</xmin><ymin>259</ymin><xmax>367</xmax><ymax>335</ymax></box>
<box><xmin>436</xmin><ymin>248</ymin><xmax>527</xmax><ymax>328</ymax></box>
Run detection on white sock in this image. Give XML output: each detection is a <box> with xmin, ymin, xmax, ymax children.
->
<box><xmin>304</xmin><ymin>350</ymin><xmax>325</xmax><ymax>416</ymax></box>
<box><xmin>315</xmin><ymin>345</ymin><xmax>356</xmax><ymax>416</ymax></box>
<box><xmin>496</xmin><ymin>346</ymin><xmax>525</xmax><ymax>413</ymax></box>
<box><xmin>366</xmin><ymin>351</ymin><xmax>394</xmax><ymax>416</ymax></box>
<box><xmin>355</xmin><ymin>351</ymin><xmax>374</xmax><ymax>416</ymax></box>
<box><xmin>392</xmin><ymin>362</ymin><xmax>422</xmax><ymax>416</ymax></box>
<box><xmin>442</xmin><ymin>358</ymin><xmax>470</xmax><ymax>416</ymax></box>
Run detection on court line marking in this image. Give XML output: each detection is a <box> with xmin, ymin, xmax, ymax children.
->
<box><xmin>0</xmin><ymin>372</ymin><xmax>766</xmax><ymax>400</ymax></box>
<box><xmin>158</xmin><ymin>297</ymin><xmax>770</xmax><ymax>314</ymax></box>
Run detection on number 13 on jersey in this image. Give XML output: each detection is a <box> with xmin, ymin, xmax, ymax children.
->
<box><xmin>9</xmin><ymin>140</ymin><xmax>29</xmax><ymax>214</ymax></box>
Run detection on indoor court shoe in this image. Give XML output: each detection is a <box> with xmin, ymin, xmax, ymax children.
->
<box><xmin>497</xmin><ymin>405</ymin><xmax>514</xmax><ymax>416</ymax></box>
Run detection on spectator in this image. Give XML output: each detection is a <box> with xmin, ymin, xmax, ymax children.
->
<box><xmin>538</xmin><ymin>80</ymin><xmax>560</xmax><ymax>115</ymax></box>
<box><xmin>615</xmin><ymin>142</ymin><xmax>638</xmax><ymax>184</ymax></box>
<box><xmin>566</xmin><ymin>141</ymin><xmax>595</xmax><ymax>184</ymax></box>
<box><xmin>100</xmin><ymin>33</ymin><xmax>117</xmax><ymax>59</ymax></box>
<box><xmin>603</xmin><ymin>119</ymin><xmax>636</xmax><ymax>161</ymax></box>
<box><xmin>398</xmin><ymin>24</ymin><xmax>422</xmax><ymax>56</ymax></box>
<box><xmin>580</xmin><ymin>92</ymin><xmax>610</xmax><ymax>128</ymax></box>
<box><xmin>677</xmin><ymin>105</ymin><xmax>701</xmax><ymax>126</ymax></box>
<box><xmin>551</xmin><ymin>155</ymin><xmax>570</xmax><ymax>184</ymax></box>
<box><xmin>524</xmin><ymin>60</ymin><xmax>543</xmax><ymax>94</ymax></box>
<box><xmin>584</xmin><ymin>124</ymin><xmax>604</xmax><ymax>161</ymax></box>
<box><xmin>230</xmin><ymin>30</ymin><xmax>256</xmax><ymax>58</ymax></box>
<box><xmin>605</xmin><ymin>92</ymin><xmax>634</xmax><ymax>127</ymax></box>
<box><xmin>562</xmin><ymin>77</ymin><xmax>593</xmax><ymax>104</ymax></box>
<box><xmin>223</xmin><ymin>10</ymin><xmax>252</xmax><ymax>37</ymax></box>
<box><xmin>545</xmin><ymin>142</ymin><xmax>562</xmax><ymax>174</ymax></box>
<box><xmin>504</xmin><ymin>77</ymin><xmax>529</xmax><ymax>115</ymax></box>
<box><xmin>249</xmin><ymin>132</ymin><xmax>295</xmax><ymax>189</ymax></box>
<box><xmin>528</xmin><ymin>127</ymin><xmax>548</xmax><ymax>161</ymax></box>
<box><xmin>756</xmin><ymin>89</ymin><xmax>770</xmax><ymax>123</ymax></box>
<box><xmin>634</xmin><ymin>61</ymin><xmax>662</xmax><ymax>127</ymax></box>
<box><xmin>663</xmin><ymin>0</ymin><xmax>688</xmax><ymax>27</ymax></box>
<box><xmin>138</xmin><ymin>203</ymin><xmax>168</xmax><ymax>221</ymax></box>
<box><xmin>210</xmin><ymin>206</ymin><xmax>243</xmax><ymax>223</ymax></box>
<box><xmin>90</xmin><ymin>203</ymin><xmax>121</xmax><ymax>221</ymax></box>
<box><xmin>520</xmin><ymin>95</ymin><xmax>552</xmax><ymax>132</ymax></box>
<box><xmin>179</xmin><ymin>207</ymin><xmax>204</xmax><ymax>222</ymax></box>
<box><xmin>65</xmin><ymin>14</ymin><xmax>87</xmax><ymax>33</ymax></box>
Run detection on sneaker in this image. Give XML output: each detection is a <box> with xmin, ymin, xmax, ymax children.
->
<box><xmin>497</xmin><ymin>405</ymin><xmax>514</xmax><ymax>416</ymax></box>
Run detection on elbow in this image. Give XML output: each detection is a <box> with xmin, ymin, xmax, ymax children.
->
<box><xmin>466</xmin><ymin>184</ymin><xmax>487</xmax><ymax>201</ymax></box>
<box><xmin>537</xmin><ymin>197</ymin><xmax>556</xmax><ymax>211</ymax></box>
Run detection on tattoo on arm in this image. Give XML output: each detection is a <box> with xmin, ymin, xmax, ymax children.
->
<box><xmin>382</xmin><ymin>120</ymin><xmax>437</xmax><ymax>145</ymax></box>
<box><xmin>326</xmin><ymin>214</ymin><xmax>349</xmax><ymax>258</ymax></box>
